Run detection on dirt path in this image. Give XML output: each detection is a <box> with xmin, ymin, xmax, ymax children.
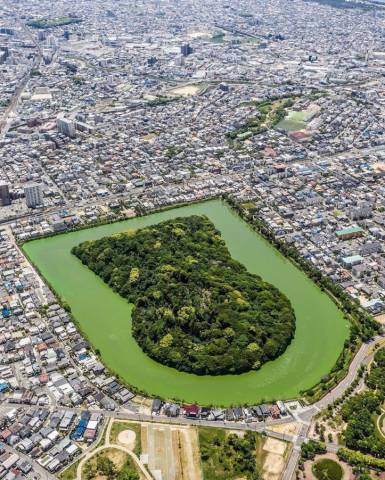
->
<box><xmin>180</xmin><ymin>427</ymin><xmax>202</xmax><ymax>480</ymax></box>
<box><xmin>377</xmin><ymin>409</ymin><xmax>385</xmax><ymax>440</ymax></box>
<box><xmin>76</xmin><ymin>445</ymin><xmax>152</xmax><ymax>480</ymax></box>
<box><xmin>105</xmin><ymin>417</ymin><xmax>114</xmax><ymax>446</ymax></box>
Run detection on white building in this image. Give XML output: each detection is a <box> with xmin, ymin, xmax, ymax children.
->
<box><xmin>57</xmin><ymin>116</ymin><xmax>76</xmax><ymax>138</ymax></box>
<box><xmin>24</xmin><ymin>183</ymin><xmax>43</xmax><ymax>208</ymax></box>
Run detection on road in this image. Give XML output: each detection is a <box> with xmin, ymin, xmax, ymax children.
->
<box><xmin>280</xmin><ymin>333</ymin><xmax>385</xmax><ymax>480</ymax></box>
<box><xmin>3</xmin><ymin>180</ymin><xmax>385</xmax><ymax>480</ymax></box>
<box><xmin>0</xmin><ymin>325</ymin><xmax>378</xmax><ymax>480</ymax></box>
<box><xmin>7</xmin><ymin>217</ymin><xmax>384</xmax><ymax>480</ymax></box>
<box><xmin>0</xmin><ymin>20</ymin><xmax>42</xmax><ymax>139</ymax></box>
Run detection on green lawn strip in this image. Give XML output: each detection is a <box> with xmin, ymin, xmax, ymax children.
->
<box><xmin>337</xmin><ymin>447</ymin><xmax>385</xmax><ymax>471</ymax></box>
<box><xmin>312</xmin><ymin>458</ymin><xmax>343</xmax><ymax>480</ymax></box>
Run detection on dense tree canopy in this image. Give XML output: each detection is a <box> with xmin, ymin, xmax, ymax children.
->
<box><xmin>200</xmin><ymin>428</ymin><xmax>262</xmax><ymax>480</ymax></box>
<box><xmin>366</xmin><ymin>347</ymin><xmax>385</xmax><ymax>395</ymax></box>
<box><xmin>72</xmin><ymin>215</ymin><xmax>296</xmax><ymax>375</ymax></box>
<box><xmin>335</xmin><ymin>347</ymin><xmax>385</xmax><ymax>460</ymax></box>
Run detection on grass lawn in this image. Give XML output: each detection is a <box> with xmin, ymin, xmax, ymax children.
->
<box><xmin>241</xmin><ymin>201</ymin><xmax>257</xmax><ymax>210</ymax></box>
<box><xmin>199</xmin><ymin>426</ymin><xmax>264</xmax><ymax>480</ymax></box>
<box><xmin>109</xmin><ymin>421</ymin><xmax>142</xmax><ymax>455</ymax></box>
<box><xmin>381</xmin><ymin>412</ymin><xmax>385</xmax><ymax>434</ymax></box>
<box><xmin>82</xmin><ymin>448</ymin><xmax>139</xmax><ymax>480</ymax></box>
<box><xmin>312</xmin><ymin>458</ymin><xmax>343</xmax><ymax>480</ymax></box>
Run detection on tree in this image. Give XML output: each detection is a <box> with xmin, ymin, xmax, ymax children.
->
<box><xmin>72</xmin><ymin>215</ymin><xmax>296</xmax><ymax>376</ymax></box>
<box><xmin>96</xmin><ymin>455</ymin><xmax>117</xmax><ymax>479</ymax></box>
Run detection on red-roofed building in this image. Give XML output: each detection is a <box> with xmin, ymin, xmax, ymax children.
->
<box><xmin>288</xmin><ymin>131</ymin><xmax>311</xmax><ymax>142</ymax></box>
<box><xmin>36</xmin><ymin>343</ymin><xmax>47</xmax><ymax>352</ymax></box>
<box><xmin>84</xmin><ymin>428</ymin><xmax>96</xmax><ymax>442</ymax></box>
<box><xmin>263</xmin><ymin>147</ymin><xmax>277</xmax><ymax>158</ymax></box>
<box><xmin>0</xmin><ymin>429</ymin><xmax>11</xmax><ymax>441</ymax></box>
<box><xmin>39</xmin><ymin>373</ymin><xmax>48</xmax><ymax>384</ymax></box>
<box><xmin>183</xmin><ymin>404</ymin><xmax>200</xmax><ymax>418</ymax></box>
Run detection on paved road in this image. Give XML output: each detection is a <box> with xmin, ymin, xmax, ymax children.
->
<box><xmin>1</xmin><ymin>332</ymin><xmax>381</xmax><ymax>480</ymax></box>
<box><xmin>283</xmin><ymin>448</ymin><xmax>300</xmax><ymax>480</ymax></box>
<box><xmin>281</xmin><ymin>422</ymin><xmax>309</xmax><ymax>480</ymax></box>
<box><xmin>4</xmin><ymin>188</ymin><xmax>385</xmax><ymax>479</ymax></box>
<box><xmin>315</xmin><ymin>335</ymin><xmax>382</xmax><ymax>411</ymax></box>
<box><xmin>281</xmin><ymin>334</ymin><xmax>385</xmax><ymax>480</ymax></box>
<box><xmin>0</xmin><ymin>19</ymin><xmax>42</xmax><ymax>138</ymax></box>
<box><xmin>0</xmin><ymin>398</ymin><xmax>294</xmax><ymax>432</ymax></box>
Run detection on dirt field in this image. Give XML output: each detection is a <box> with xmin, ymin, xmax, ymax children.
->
<box><xmin>168</xmin><ymin>85</ymin><xmax>200</xmax><ymax>97</ymax></box>
<box><xmin>262</xmin><ymin>438</ymin><xmax>287</xmax><ymax>480</ymax></box>
<box><xmin>308</xmin><ymin>417</ymin><xmax>344</xmax><ymax>444</ymax></box>
<box><xmin>268</xmin><ymin>422</ymin><xmax>301</xmax><ymax>436</ymax></box>
<box><xmin>375</xmin><ymin>314</ymin><xmax>385</xmax><ymax>325</ymax></box>
<box><xmin>106</xmin><ymin>449</ymin><xmax>127</xmax><ymax>469</ymax></box>
<box><xmin>141</xmin><ymin>423</ymin><xmax>202</xmax><ymax>480</ymax></box>
<box><xmin>117</xmin><ymin>430</ymin><xmax>136</xmax><ymax>451</ymax></box>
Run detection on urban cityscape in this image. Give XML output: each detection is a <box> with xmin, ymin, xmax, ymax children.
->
<box><xmin>1</xmin><ymin>0</ymin><xmax>385</xmax><ymax>479</ymax></box>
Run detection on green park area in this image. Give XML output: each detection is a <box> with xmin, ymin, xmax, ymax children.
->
<box><xmin>23</xmin><ymin>199</ymin><xmax>349</xmax><ymax>405</ymax></box>
<box><xmin>27</xmin><ymin>16</ymin><xmax>82</xmax><ymax>29</ymax></box>
<box><xmin>82</xmin><ymin>449</ymin><xmax>139</xmax><ymax>480</ymax></box>
<box><xmin>72</xmin><ymin>215</ymin><xmax>296</xmax><ymax>376</ymax></box>
<box><xmin>312</xmin><ymin>459</ymin><xmax>343</xmax><ymax>480</ymax></box>
<box><xmin>275</xmin><ymin>107</ymin><xmax>320</xmax><ymax>132</ymax></box>
<box><xmin>227</xmin><ymin>98</ymin><xmax>294</xmax><ymax>141</ymax></box>
<box><xmin>199</xmin><ymin>427</ymin><xmax>263</xmax><ymax>480</ymax></box>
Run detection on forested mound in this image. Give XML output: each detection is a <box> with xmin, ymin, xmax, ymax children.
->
<box><xmin>72</xmin><ymin>215</ymin><xmax>296</xmax><ymax>375</ymax></box>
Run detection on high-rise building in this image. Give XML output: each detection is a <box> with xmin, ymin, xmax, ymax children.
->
<box><xmin>0</xmin><ymin>182</ymin><xmax>11</xmax><ymax>206</ymax></box>
<box><xmin>147</xmin><ymin>56</ymin><xmax>157</xmax><ymax>66</ymax></box>
<box><xmin>37</xmin><ymin>30</ymin><xmax>47</xmax><ymax>42</ymax></box>
<box><xmin>181</xmin><ymin>43</ymin><xmax>193</xmax><ymax>56</ymax></box>
<box><xmin>57</xmin><ymin>116</ymin><xmax>76</xmax><ymax>138</ymax></box>
<box><xmin>0</xmin><ymin>47</ymin><xmax>9</xmax><ymax>64</ymax></box>
<box><xmin>24</xmin><ymin>183</ymin><xmax>43</xmax><ymax>208</ymax></box>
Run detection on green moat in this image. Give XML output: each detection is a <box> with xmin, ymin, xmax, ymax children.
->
<box><xmin>23</xmin><ymin>200</ymin><xmax>349</xmax><ymax>405</ymax></box>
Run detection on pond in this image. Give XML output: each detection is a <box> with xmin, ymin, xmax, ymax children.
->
<box><xmin>23</xmin><ymin>199</ymin><xmax>349</xmax><ymax>406</ymax></box>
